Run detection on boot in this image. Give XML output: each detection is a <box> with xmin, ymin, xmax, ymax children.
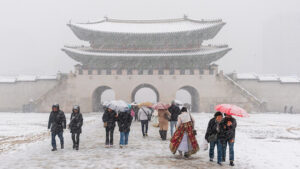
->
<box><xmin>51</xmin><ymin>147</ymin><xmax>57</xmax><ymax>151</ymax></box>
<box><xmin>61</xmin><ymin>144</ymin><xmax>64</xmax><ymax>149</ymax></box>
<box><xmin>230</xmin><ymin>161</ymin><xmax>234</xmax><ymax>166</ymax></box>
<box><xmin>76</xmin><ymin>144</ymin><xmax>79</xmax><ymax>150</ymax></box>
<box><xmin>159</xmin><ymin>130</ymin><xmax>163</xmax><ymax>138</ymax></box>
<box><xmin>162</xmin><ymin>131</ymin><xmax>167</xmax><ymax>140</ymax></box>
<box><xmin>73</xmin><ymin>144</ymin><xmax>76</xmax><ymax>149</ymax></box>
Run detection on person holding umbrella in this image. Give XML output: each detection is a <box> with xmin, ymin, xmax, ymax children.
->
<box><xmin>205</xmin><ymin>112</ymin><xmax>224</xmax><ymax>165</ymax></box>
<box><xmin>221</xmin><ymin>114</ymin><xmax>237</xmax><ymax>166</ymax></box>
<box><xmin>153</xmin><ymin>103</ymin><xmax>171</xmax><ymax>140</ymax></box>
<box><xmin>215</xmin><ymin>104</ymin><xmax>248</xmax><ymax>166</ymax></box>
<box><xmin>117</xmin><ymin>109</ymin><xmax>133</xmax><ymax>148</ymax></box>
<box><xmin>102</xmin><ymin>107</ymin><xmax>118</xmax><ymax>147</ymax></box>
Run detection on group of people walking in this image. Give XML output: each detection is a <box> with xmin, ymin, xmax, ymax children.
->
<box><xmin>48</xmin><ymin>104</ymin><xmax>83</xmax><ymax>151</ymax></box>
<box><xmin>47</xmin><ymin>101</ymin><xmax>237</xmax><ymax>167</ymax></box>
<box><xmin>205</xmin><ymin>112</ymin><xmax>237</xmax><ymax>166</ymax></box>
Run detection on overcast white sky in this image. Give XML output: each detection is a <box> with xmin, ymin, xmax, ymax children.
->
<box><xmin>0</xmin><ymin>0</ymin><xmax>299</xmax><ymax>76</ymax></box>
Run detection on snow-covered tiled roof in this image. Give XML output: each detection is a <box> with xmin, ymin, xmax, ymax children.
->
<box><xmin>235</xmin><ymin>73</ymin><xmax>300</xmax><ymax>84</ymax></box>
<box><xmin>62</xmin><ymin>46</ymin><xmax>231</xmax><ymax>57</ymax></box>
<box><xmin>236</xmin><ymin>73</ymin><xmax>257</xmax><ymax>80</ymax></box>
<box><xmin>257</xmin><ymin>74</ymin><xmax>279</xmax><ymax>81</ymax></box>
<box><xmin>279</xmin><ymin>76</ymin><xmax>300</xmax><ymax>83</ymax></box>
<box><xmin>69</xmin><ymin>17</ymin><xmax>225</xmax><ymax>34</ymax></box>
<box><xmin>37</xmin><ymin>75</ymin><xmax>57</xmax><ymax>80</ymax></box>
<box><xmin>0</xmin><ymin>76</ymin><xmax>17</xmax><ymax>83</ymax></box>
<box><xmin>17</xmin><ymin>75</ymin><xmax>37</xmax><ymax>82</ymax></box>
<box><xmin>0</xmin><ymin>75</ymin><xmax>57</xmax><ymax>83</ymax></box>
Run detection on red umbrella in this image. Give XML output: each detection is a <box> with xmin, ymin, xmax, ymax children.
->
<box><xmin>215</xmin><ymin>104</ymin><xmax>249</xmax><ymax>117</ymax></box>
<box><xmin>152</xmin><ymin>103</ymin><xmax>170</xmax><ymax>110</ymax></box>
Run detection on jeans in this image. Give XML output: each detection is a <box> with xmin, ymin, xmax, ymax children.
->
<box><xmin>141</xmin><ymin>120</ymin><xmax>148</xmax><ymax>136</ymax></box>
<box><xmin>120</xmin><ymin>132</ymin><xmax>130</xmax><ymax>145</ymax></box>
<box><xmin>105</xmin><ymin>127</ymin><xmax>115</xmax><ymax>145</ymax></box>
<box><xmin>170</xmin><ymin>121</ymin><xmax>177</xmax><ymax>136</ymax></box>
<box><xmin>209</xmin><ymin>139</ymin><xmax>223</xmax><ymax>163</ymax></box>
<box><xmin>51</xmin><ymin>132</ymin><xmax>64</xmax><ymax>149</ymax></box>
<box><xmin>222</xmin><ymin>140</ymin><xmax>234</xmax><ymax>161</ymax></box>
<box><xmin>71</xmin><ymin>133</ymin><xmax>80</xmax><ymax>146</ymax></box>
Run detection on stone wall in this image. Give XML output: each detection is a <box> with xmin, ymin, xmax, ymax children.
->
<box><xmin>34</xmin><ymin>69</ymin><xmax>256</xmax><ymax>113</ymax></box>
<box><xmin>235</xmin><ymin>79</ymin><xmax>300</xmax><ymax>113</ymax></box>
<box><xmin>0</xmin><ymin>80</ymin><xmax>58</xmax><ymax>112</ymax></box>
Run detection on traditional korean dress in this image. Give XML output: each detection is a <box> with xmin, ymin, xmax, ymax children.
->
<box><xmin>169</xmin><ymin>112</ymin><xmax>199</xmax><ymax>155</ymax></box>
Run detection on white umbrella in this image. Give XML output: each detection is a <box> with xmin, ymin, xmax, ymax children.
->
<box><xmin>107</xmin><ymin>100</ymin><xmax>129</xmax><ymax>112</ymax></box>
<box><xmin>173</xmin><ymin>100</ymin><xmax>183</xmax><ymax>106</ymax></box>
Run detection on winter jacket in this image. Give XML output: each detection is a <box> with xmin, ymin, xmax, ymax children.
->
<box><xmin>168</xmin><ymin>105</ymin><xmax>181</xmax><ymax>121</ymax></box>
<box><xmin>158</xmin><ymin>109</ymin><xmax>171</xmax><ymax>130</ymax></box>
<box><xmin>205</xmin><ymin>118</ymin><xmax>222</xmax><ymax>141</ymax></box>
<box><xmin>117</xmin><ymin>111</ymin><xmax>133</xmax><ymax>133</ymax></box>
<box><xmin>102</xmin><ymin>109</ymin><xmax>118</xmax><ymax>128</ymax></box>
<box><xmin>48</xmin><ymin>110</ymin><xmax>66</xmax><ymax>133</ymax></box>
<box><xmin>138</xmin><ymin>107</ymin><xmax>152</xmax><ymax>121</ymax></box>
<box><xmin>69</xmin><ymin>112</ymin><xmax>83</xmax><ymax>133</ymax></box>
<box><xmin>220</xmin><ymin>117</ymin><xmax>237</xmax><ymax>141</ymax></box>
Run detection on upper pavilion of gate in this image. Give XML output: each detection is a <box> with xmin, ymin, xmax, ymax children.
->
<box><xmin>62</xmin><ymin>16</ymin><xmax>231</xmax><ymax>70</ymax></box>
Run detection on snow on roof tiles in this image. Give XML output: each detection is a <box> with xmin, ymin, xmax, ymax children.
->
<box><xmin>0</xmin><ymin>76</ymin><xmax>17</xmax><ymax>83</ymax></box>
<box><xmin>37</xmin><ymin>75</ymin><xmax>57</xmax><ymax>80</ymax></box>
<box><xmin>236</xmin><ymin>73</ymin><xmax>300</xmax><ymax>84</ymax></box>
<box><xmin>258</xmin><ymin>74</ymin><xmax>279</xmax><ymax>81</ymax></box>
<box><xmin>279</xmin><ymin>76</ymin><xmax>300</xmax><ymax>83</ymax></box>
<box><xmin>69</xmin><ymin>17</ymin><xmax>225</xmax><ymax>34</ymax></box>
<box><xmin>0</xmin><ymin>75</ymin><xmax>57</xmax><ymax>83</ymax></box>
<box><xmin>236</xmin><ymin>73</ymin><xmax>257</xmax><ymax>80</ymax></box>
<box><xmin>62</xmin><ymin>46</ymin><xmax>231</xmax><ymax>57</ymax></box>
<box><xmin>17</xmin><ymin>75</ymin><xmax>37</xmax><ymax>82</ymax></box>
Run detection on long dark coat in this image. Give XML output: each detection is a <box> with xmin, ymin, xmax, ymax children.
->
<box><xmin>168</xmin><ymin>105</ymin><xmax>181</xmax><ymax>121</ymax></box>
<box><xmin>117</xmin><ymin>111</ymin><xmax>133</xmax><ymax>133</ymax></box>
<box><xmin>205</xmin><ymin>118</ymin><xmax>222</xmax><ymax>141</ymax></box>
<box><xmin>102</xmin><ymin>109</ymin><xmax>118</xmax><ymax>129</ymax></box>
<box><xmin>220</xmin><ymin>117</ymin><xmax>237</xmax><ymax>141</ymax></box>
<box><xmin>69</xmin><ymin>112</ymin><xmax>83</xmax><ymax>133</ymax></box>
<box><xmin>48</xmin><ymin>110</ymin><xmax>66</xmax><ymax>133</ymax></box>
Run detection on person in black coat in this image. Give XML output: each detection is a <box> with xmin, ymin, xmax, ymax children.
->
<box><xmin>168</xmin><ymin>102</ymin><xmax>181</xmax><ymax>137</ymax></box>
<box><xmin>48</xmin><ymin>104</ymin><xmax>66</xmax><ymax>151</ymax></box>
<box><xmin>205</xmin><ymin>112</ymin><xmax>224</xmax><ymax>165</ymax></box>
<box><xmin>220</xmin><ymin>114</ymin><xmax>237</xmax><ymax>166</ymax></box>
<box><xmin>69</xmin><ymin>105</ymin><xmax>83</xmax><ymax>150</ymax></box>
<box><xmin>117</xmin><ymin>110</ymin><xmax>133</xmax><ymax>148</ymax></box>
<box><xmin>102</xmin><ymin>108</ymin><xmax>118</xmax><ymax>147</ymax></box>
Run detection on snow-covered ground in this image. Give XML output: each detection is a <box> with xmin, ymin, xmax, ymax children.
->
<box><xmin>0</xmin><ymin>112</ymin><xmax>299</xmax><ymax>169</ymax></box>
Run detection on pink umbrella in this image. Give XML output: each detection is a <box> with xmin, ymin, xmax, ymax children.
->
<box><xmin>215</xmin><ymin>104</ymin><xmax>249</xmax><ymax>117</ymax></box>
<box><xmin>152</xmin><ymin>103</ymin><xmax>170</xmax><ymax>110</ymax></box>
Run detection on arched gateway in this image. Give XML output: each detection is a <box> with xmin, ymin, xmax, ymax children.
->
<box><xmin>56</xmin><ymin>16</ymin><xmax>253</xmax><ymax>113</ymax></box>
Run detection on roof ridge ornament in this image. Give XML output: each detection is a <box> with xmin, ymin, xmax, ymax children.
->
<box><xmin>104</xmin><ymin>16</ymin><xmax>108</xmax><ymax>21</ymax></box>
<box><xmin>183</xmin><ymin>14</ymin><xmax>188</xmax><ymax>20</ymax></box>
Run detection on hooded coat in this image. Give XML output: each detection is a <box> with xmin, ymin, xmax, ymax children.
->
<box><xmin>117</xmin><ymin>111</ymin><xmax>133</xmax><ymax>133</ymax></box>
<box><xmin>102</xmin><ymin>109</ymin><xmax>118</xmax><ymax>129</ymax></box>
<box><xmin>168</xmin><ymin>104</ymin><xmax>181</xmax><ymax>121</ymax></box>
<box><xmin>69</xmin><ymin>110</ymin><xmax>83</xmax><ymax>134</ymax></box>
<box><xmin>48</xmin><ymin>109</ymin><xmax>66</xmax><ymax>133</ymax></box>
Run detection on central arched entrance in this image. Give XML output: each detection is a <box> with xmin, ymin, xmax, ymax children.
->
<box><xmin>92</xmin><ymin>86</ymin><xmax>115</xmax><ymax>112</ymax></box>
<box><xmin>176</xmin><ymin>86</ymin><xmax>199</xmax><ymax>112</ymax></box>
<box><xmin>131</xmin><ymin>83</ymin><xmax>159</xmax><ymax>103</ymax></box>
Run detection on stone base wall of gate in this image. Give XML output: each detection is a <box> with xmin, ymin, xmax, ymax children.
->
<box><xmin>35</xmin><ymin>71</ymin><xmax>252</xmax><ymax>113</ymax></box>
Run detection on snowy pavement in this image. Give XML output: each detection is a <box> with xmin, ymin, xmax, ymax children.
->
<box><xmin>0</xmin><ymin>112</ymin><xmax>300</xmax><ymax>169</ymax></box>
